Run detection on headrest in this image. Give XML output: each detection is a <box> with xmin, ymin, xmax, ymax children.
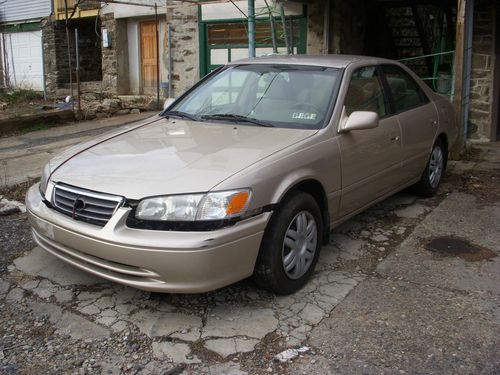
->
<box><xmin>387</xmin><ymin>77</ymin><xmax>407</xmax><ymax>95</ymax></box>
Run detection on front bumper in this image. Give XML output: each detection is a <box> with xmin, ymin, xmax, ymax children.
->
<box><xmin>26</xmin><ymin>184</ymin><xmax>270</xmax><ymax>293</ymax></box>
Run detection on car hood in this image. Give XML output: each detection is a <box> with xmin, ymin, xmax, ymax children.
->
<box><xmin>50</xmin><ymin>116</ymin><xmax>317</xmax><ymax>199</ymax></box>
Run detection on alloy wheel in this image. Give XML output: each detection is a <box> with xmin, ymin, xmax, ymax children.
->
<box><xmin>282</xmin><ymin>211</ymin><xmax>318</xmax><ymax>279</ymax></box>
<box><xmin>429</xmin><ymin>146</ymin><xmax>444</xmax><ymax>188</ymax></box>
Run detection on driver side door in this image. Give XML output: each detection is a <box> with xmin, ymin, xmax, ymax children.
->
<box><xmin>337</xmin><ymin>65</ymin><xmax>402</xmax><ymax>217</ymax></box>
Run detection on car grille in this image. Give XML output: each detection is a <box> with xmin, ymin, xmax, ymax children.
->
<box><xmin>52</xmin><ymin>184</ymin><xmax>124</xmax><ymax>226</ymax></box>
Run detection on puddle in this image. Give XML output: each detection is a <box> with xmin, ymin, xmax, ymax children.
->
<box><xmin>426</xmin><ymin>236</ymin><xmax>497</xmax><ymax>262</ymax></box>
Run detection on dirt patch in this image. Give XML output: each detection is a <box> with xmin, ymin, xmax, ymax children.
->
<box><xmin>443</xmin><ymin>169</ymin><xmax>500</xmax><ymax>204</ymax></box>
<box><xmin>0</xmin><ymin>179</ymin><xmax>39</xmax><ymax>202</ymax></box>
<box><xmin>426</xmin><ymin>236</ymin><xmax>497</xmax><ymax>262</ymax></box>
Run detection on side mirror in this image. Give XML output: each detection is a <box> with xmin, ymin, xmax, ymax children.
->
<box><xmin>341</xmin><ymin>111</ymin><xmax>379</xmax><ymax>132</ymax></box>
<box><xmin>163</xmin><ymin>98</ymin><xmax>175</xmax><ymax>110</ymax></box>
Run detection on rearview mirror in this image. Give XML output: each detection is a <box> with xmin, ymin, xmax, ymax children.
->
<box><xmin>341</xmin><ymin>111</ymin><xmax>379</xmax><ymax>132</ymax></box>
<box><xmin>163</xmin><ymin>98</ymin><xmax>175</xmax><ymax>110</ymax></box>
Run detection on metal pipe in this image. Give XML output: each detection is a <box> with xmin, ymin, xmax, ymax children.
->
<box><xmin>40</xmin><ymin>31</ymin><xmax>47</xmax><ymax>100</ymax></box>
<box><xmin>323</xmin><ymin>0</ymin><xmax>330</xmax><ymax>54</ymax></box>
<box><xmin>248</xmin><ymin>0</ymin><xmax>255</xmax><ymax>58</ymax></box>
<box><xmin>64</xmin><ymin>0</ymin><xmax>74</xmax><ymax>113</ymax></box>
<box><xmin>264</xmin><ymin>0</ymin><xmax>277</xmax><ymax>53</ymax></box>
<box><xmin>168</xmin><ymin>24</ymin><xmax>173</xmax><ymax>98</ymax></box>
<box><xmin>74</xmin><ymin>28</ymin><xmax>81</xmax><ymax>115</ymax></box>
<box><xmin>280</xmin><ymin>4</ymin><xmax>290</xmax><ymax>55</ymax></box>
<box><xmin>461</xmin><ymin>0</ymin><xmax>474</xmax><ymax>143</ymax></box>
<box><xmin>155</xmin><ymin>3</ymin><xmax>160</xmax><ymax>108</ymax></box>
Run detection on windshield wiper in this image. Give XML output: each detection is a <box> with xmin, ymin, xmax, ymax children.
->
<box><xmin>162</xmin><ymin>110</ymin><xmax>199</xmax><ymax>121</ymax></box>
<box><xmin>201</xmin><ymin>114</ymin><xmax>274</xmax><ymax>127</ymax></box>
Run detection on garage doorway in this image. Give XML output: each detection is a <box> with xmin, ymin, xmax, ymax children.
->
<box><xmin>140</xmin><ymin>20</ymin><xmax>158</xmax><ymax>93</ymax></box>
<box><xmin>3</xmin><ymin>30</ymin><xmax>44</xmax><ymax>91</ymax></box>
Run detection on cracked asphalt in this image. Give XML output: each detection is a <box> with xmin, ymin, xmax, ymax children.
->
<box><xmin>0</xmin><ymin>142</ymin><xmax>499</xmax><ymax>374</ymax></box>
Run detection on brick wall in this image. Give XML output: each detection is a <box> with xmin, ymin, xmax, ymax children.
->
<box><xmin>165</xmin><ymin>1</ymin><xmax>199</xmax><ymax>98</ymax></box>
<box><xmin>468</xmin><ymin>0</ymin><xmax>496</xmax><ymax>141</ymax></box>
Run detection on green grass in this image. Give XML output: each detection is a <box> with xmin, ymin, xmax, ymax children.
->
<box><xmin>0</xmin><ymin>89</ymin><xmax>43</xmax><ymax>105</ymax></box>
<box><xmin>20</xmin><ymin>122</ymin><xmax>49</xmax><ymax>133</ymax></box>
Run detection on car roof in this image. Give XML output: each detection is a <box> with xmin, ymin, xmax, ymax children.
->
<box><xmin>226</xmin><ymin>54</ymin><xmax>397</xmax><ymax>68</ymax></box>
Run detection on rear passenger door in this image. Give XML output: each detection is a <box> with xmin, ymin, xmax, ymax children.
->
<box><xmin>381</xmin><ymin>64</ymin><xmax>438</xmax><ymax>183</ymax></box>
<box><xmin>338</xmin><ymin>66</ymin><xmax>402</xmax><ymax>217</ymax></box>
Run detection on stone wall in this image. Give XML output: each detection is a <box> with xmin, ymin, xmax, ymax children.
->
<box><xmin>306</xmin><ymin>0</ymin><xmax>325</xmax><ymax>54</ymax></box>
<box><xmin>101</xmin><ymin>13</ymin><xmax>129</xmax><ymax>95</ymax></box>
<box><xmin>165</xmin><ymin>1</ymin><xmax>199</xmax><ymax>98</ymax></box>
<box><xmin>41</xmin><ymin>18</ymin><xmax>59</xmax><ymax>97</ymax></box>
<box><xmin>468</xmin><ymin>0</ymin><xmax>496</xmax><ymax>141</ymax></box>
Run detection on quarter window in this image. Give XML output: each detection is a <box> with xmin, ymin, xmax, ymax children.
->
<box><xmin>381</xmin><ymin>64</ymin><xmax>428</xmax><ymax>113</ymax></box>
<box><xmin>344</xmin><ymin>66</ymin><xmax>387</xmax><ymax>118</ymax></box>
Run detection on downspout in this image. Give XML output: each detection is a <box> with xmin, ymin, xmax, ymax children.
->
<box><xmin>248</xmin><ymin>0</ymin><xmax>255</xmax><ymax>58</ymax></box>
<box><xmin>461</xmin><ymin>0</ymin><xmax>474</xmax><ymax>142</ymax></box>
<box><xmin>168</xmin><ymin>24</ymin><xmax>172</xmax><ymax>98</ymax></box>
<box><xmin>323</xmin><ymin>0</ymin><xmax>331</xmax><ymax>54</ymax></box>
<box><xmin>40</xmin><ymin>30</ymin><xmax>47</xmax><ymax>100</ymax></box>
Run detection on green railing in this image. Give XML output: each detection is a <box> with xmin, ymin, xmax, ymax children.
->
<box><xmin>398</xmin><ymin>50</ymin><xmax>455</xmax><ymax>98</ymax></box>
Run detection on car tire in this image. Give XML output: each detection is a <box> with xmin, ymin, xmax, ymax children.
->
<box><xmin>253</xmin><ymin>191</ymin><xmax>323</xmax><ymax>295</ymax></box>
<box><xmin>413</xmin><ymin>138</ymin><xmax>446</xmax><ymax>197</ymax></box>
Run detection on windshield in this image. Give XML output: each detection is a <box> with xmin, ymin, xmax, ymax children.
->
<box><xmin>167</xmin><ymin>64</ymin><xmax>341</xmax><ymax>129</ymax></box>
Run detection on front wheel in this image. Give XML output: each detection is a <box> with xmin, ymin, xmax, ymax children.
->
<box><xmin>413</xmin><ymin>139</ymin><xmax>446</xmax><ymax>197</ymax></box>
<box><xmin>253</xmin><ymin>191</ymin><xmax>323</xmax><ymax>295</ymax></box>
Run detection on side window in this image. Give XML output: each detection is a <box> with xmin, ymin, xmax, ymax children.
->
<box><xmin>381</xmin><ymin>64</ymin><xmax>429</xmax><ymax>113</ymax></box>
<box><xmin>344</xmin><ymin>66</ymin><xmax>387</xmax><ymax>118</ymax></box>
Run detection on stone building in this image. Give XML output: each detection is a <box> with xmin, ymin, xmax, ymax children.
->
<box><xmin>163</xmin><ymin>0</ymin><xmax>499</xmax><ymax>144</ymax></box>
<box><xmin>1</xmin><ymin>0</ymin><xmax>498</xmax><ymax>144</ymax></box>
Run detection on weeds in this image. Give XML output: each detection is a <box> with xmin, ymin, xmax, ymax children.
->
<box><xmin>20</xmin><ymin>122</ymin><xmax>49</xmax><ymax>133</ymax></box>
<box><xmin>0</xmin><ymin>89</ymin><xmax>43</xmax><ymax>105</ymax></box>
<box><xmin>0</xmin><ymin>178</ymin><xmax>40</xmax><ymax>202</ymax></box>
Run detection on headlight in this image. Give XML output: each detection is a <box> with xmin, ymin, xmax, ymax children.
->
<box><xmin>135</xmin><ymin>189</ymin><xmax>252</xmax><ymax>221</ymax></box>
<box><xmin>39</xmin><ymin>164</ymin><xmax>51</xmax><ymax>197</ymax></box>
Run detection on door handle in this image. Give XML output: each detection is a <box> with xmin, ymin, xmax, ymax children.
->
<box><xmin>390</xmin><ymin>136</ymin><xmax>400</xmax><ymax>142</ymax></box>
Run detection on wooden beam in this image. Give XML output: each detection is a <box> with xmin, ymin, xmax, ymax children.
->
<box><xmin>451</xmin><ymin>0</ymin><xmax>465</xmax><ymax>157</ymax></box>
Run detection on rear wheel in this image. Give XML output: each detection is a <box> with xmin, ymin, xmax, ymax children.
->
<box><xmin>253</xmin><ymin>191</ymin><xmax>323</xmax><ymax>295</ymax></box>
<box><xmin>413</xmin><ymin>139</ymin><xmax>446</xmax><ymax>197</ymax></box>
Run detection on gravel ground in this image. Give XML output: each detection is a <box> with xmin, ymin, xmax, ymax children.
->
<box><xmin>0</xmin><ymin>214</ymin><xmax>33</xmax><ymax>274</ymax></box>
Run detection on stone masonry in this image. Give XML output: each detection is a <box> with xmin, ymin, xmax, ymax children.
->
<box><xmin>468</xmin><ymin>0</ymin><xmax>497</xmax><ymax>141</ymax></box>
<box><xmin>165</xmin><ymin>1</ymin><xmax>199</xmax><ymax>98</ymax></box>
<box><xmin>101</xmin><ymin>13</ymin><xmax>129</xmax><ymax>95</ymax></box>
<box><xmin>41</xmin><ymin>18</ymin><xmax>59</xmax><ymax>97</ymax></box>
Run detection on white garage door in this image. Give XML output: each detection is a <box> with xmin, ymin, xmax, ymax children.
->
<box><xmin>3</xmin><ymin>31</ymin><xmax>44</xmax><ymax>91</ymax></box>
